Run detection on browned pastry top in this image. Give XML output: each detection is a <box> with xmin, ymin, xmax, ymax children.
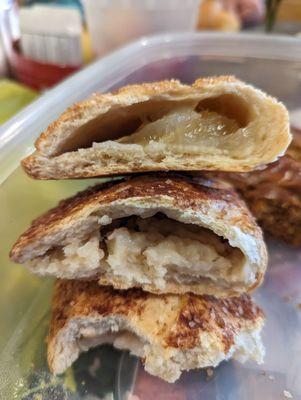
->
<box><xmin>222</xmin><ymin>128</ymin><xmax>301</xmax><ymax>207</ymax></box>
<box><xmin>10</xmin><ymin>173</ymin><xmax>257</xmax><ymax>263</ymax></box>
<box><xmin>50</xmin><ymin>279</ymin><xmax>264</xmax><ymax>353</ymax></box>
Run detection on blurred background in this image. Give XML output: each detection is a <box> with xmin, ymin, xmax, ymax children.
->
<box><xmin>0</xmin><ymin>0</ymin><xmax>300</xmax><ymax>124</ymax></box>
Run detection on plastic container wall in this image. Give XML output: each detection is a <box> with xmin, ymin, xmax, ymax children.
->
<box><xmin>1</xmin><ymin>32</ymin><xmax>301</xmax><ymax>184</ymax></box>
<box><xmin>1</xmin><ymin>32</ymin><xmax>301</xmax><ymax>400</ymax></box>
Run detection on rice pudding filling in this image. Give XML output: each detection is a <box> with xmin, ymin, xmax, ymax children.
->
<box><xmin>27</xmin><ymin>214</ymin><xmax>248</xmax><ymax>290</ymax></box>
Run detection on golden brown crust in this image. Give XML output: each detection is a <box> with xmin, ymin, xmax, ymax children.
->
<box><xmin>35</xmin><ymin>79</ymin><xmax>187</xmax><ymax>155</ymax></box>
<box><xmin>21</xmin><ymin>76</ymin><xmax>291</xmax><ymax>178</ymax></box>
<box><xmin>47</xmin><ymin>280</ymin><xmax>265</xmax><ymax>381</ymax></box>
<box><xmin>166</xmin><ymin>292</ymin><xmax>262</xmax><ymax>352</ymax></box>
<box><xmin>48</xmin><ymin>279</ymin><xmax>264</xmax><ymax>354</ymax></box>
<box><xmin>48</xmin><ymin>280</ymin><xmax>148</xmax><ymax>340</ymax></box>
<box><xmin>33</xmin><ymin>76</ymin><xmax>271</xmax><ymax>155</ymax></box>
<box><xmin>10</xmin><ymin>174</ymin><xmax>267</xmax><ymax>296</ymax></box>
<box><xmin>246</xmin><ymin>197</ymin><xmax>301</xmax><ymax>246</ymax></box>
<box><xmin>207</xmin><ymin>129</ymin><xmax>301</xmax><ymax>245</ymax></box>
<box><xmin>37</xmin><ymin>77</ymin><xmax>238</xmax><ymax>151</ymax></box>
<box><xmin>10</xmin><ymin>173</ymin><xmax>261</xmax><ymax>261</ymax></box>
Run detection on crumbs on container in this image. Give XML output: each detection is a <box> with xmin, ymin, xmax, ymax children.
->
<box><xmin>206</xmin><ymin>367</ymin><xmax>214</xmax><ymax>380</ymax></box>
<box><xmin>284</xmin><ymin>390</ymin><xmax>293</xmax><ymax>398</ymax></box>
<box><xmin>282</xmin><ymin>295</ymin><xmax>292</xmax><ymax>303</ymax></box>
<box><xmin>260</xmin><ymin>371</ymin><xmax>275</xmax><ymax>382</ymax></box>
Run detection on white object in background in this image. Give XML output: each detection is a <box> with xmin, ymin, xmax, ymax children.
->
<box><xmin>82</xmin><ymin>0</ymin><xmax>200</xmax><ymax>56</ymax></box>
<box><xmin>19</xmin><ymin>5</ymin><xmax>82</xmax><ymax>66</ymax></box>
<box><xmin>0</xmin><ymin>0</ymin><xmax>20</xmax><ymax>63</ymax></box>
<box><xmin>0</xmin><ymin>32</ymin><xmax>8</xmax><ymax>77</ymax></box>
<box><xmin>290</xmin><ymin>109</ymin><xmax>301</xmax><ymax>130</ymax></box>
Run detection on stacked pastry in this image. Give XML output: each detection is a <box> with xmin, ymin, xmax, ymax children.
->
<box><xmin>205</xmin><ymin>127</ymin><xmax>301</xmax><ymax>246</ymax></box>
<box><xmin>10</xmin><ymin>77</ymin><xmax>291</xmax><ymax>383</ymax></box>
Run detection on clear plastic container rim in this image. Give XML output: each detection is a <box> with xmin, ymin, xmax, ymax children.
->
<box><xmin>82</xmin><ymin>0</ymin><xmax>201</xmax><ymax>10</ymax></box>
<box><xmin>0</xmin><ymin>32</ymin><xmax>301</xmax><ymax>183</ymax></box>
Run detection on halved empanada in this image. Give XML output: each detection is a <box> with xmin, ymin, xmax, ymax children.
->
<box><xmin>206</xmin><ymin>128</ymin><xmax>301</xmax><ymax>245</ymax></box>
<box><xmin>48</xmin><ymin>279</ymin><xmax>265</xmax><ymax>383</ymax></box>
<box><xmin>10</xmin><ymin>174</ymin><xmax>267</xmax><ymax>297</ymax></box>
<box><xmin>22</xmin><ymin>76</ymin><xmax>290</xmax><ymax>179</ymax></box>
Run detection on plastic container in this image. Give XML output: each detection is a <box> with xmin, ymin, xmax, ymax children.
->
<box><xmin>1</xmin><ymin>33</ymin><xmax>301</xmax><ymax>400</ymax></box>
<box><xmin>0</xmin><ymin>79</ymin><xmax>38</xmax><ymax>124</ymax></box>
<box><xmin>0</xmin><ymin>33</ymin><xmax>7</xmax><ymax>77</ymax></box>
<box><xmin>82</xmin><ymin>0</ymin><xmax>201</xmax><ymax>56</ymax></box>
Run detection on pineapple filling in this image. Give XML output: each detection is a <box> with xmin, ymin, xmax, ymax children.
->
<box><xmin>27</xmin><ymin>215</ymin><xmax>249</xmax><ymax>288</ymax></box>
<box><xmin>57</xmin><ymin>94</ymin><xmax>250</xmax><ymax>156</ymax></box>
<box><xmin>118</xmin><ymin>107</ymin><xmax>242</xmax><ymax>156</ymax></box>
<box><xmin>116</xmin><ymin>94</ymin><xmax>250</xmax><ymax>158</ymax></box>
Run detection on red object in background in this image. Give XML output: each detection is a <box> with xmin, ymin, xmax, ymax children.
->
<box><xmin>8</xmin><ymin>41</ymin><xmax>80</xmax><ymax>91</ymax></box>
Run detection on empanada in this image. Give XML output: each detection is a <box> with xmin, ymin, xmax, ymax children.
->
<box><xmin>208</xmin><ymin>128</ymin><xmax>301</xmax><ymax>245</ymax></box>
<box><xmin>22</xmin><ymin>76</ymin><xmax>290</xmax><ymax>179</ymax></box>
<box><xmin>48</xmin><ymin>279</ymin><xmax>265</xmax><ymax>383</ymax></box>
<box><xmin>10</xmin><ymin>174</ymin><xmax>267</xmax><ymax>297</ymax></box>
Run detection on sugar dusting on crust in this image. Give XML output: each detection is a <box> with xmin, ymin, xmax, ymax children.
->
<box><xmin>166</xmin><ymin>293</ymin><xmax>263</xmax><ymax>352</ymax></box>
<box><xmin>49</xmin><ymin>280</ymin><xmax>148</xmax><ymax>338</ymax></box>
<box><xmin>47</xmin><ymin>279</ymin><xmax>265</xmax><ymax>381</ymax></box>
<box><xmin>49</xmin><ymin>280</ymin><xmax>264</xmax><ymax>354</ymax></box>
